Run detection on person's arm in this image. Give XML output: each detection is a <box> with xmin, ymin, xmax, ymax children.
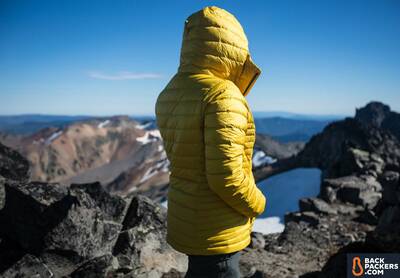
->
<box><xmin>204</xmin><ymin>84</ymin><xmax>266</xmax><ymax>218</ymax></box>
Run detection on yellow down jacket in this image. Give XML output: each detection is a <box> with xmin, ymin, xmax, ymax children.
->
<box><xmin>155</xmin><ymin>6</ymin><xmax>266</xmax><ymax>255</ymax></box>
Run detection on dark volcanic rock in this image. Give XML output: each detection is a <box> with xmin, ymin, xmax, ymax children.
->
<box><xmin>299</xmin><ymin>197</ymin><xmax>337</xmax><ymax>215</ymax></box>
<box><xmin>0</xmin><ymin>176</ymin><xmax>4</xmax><ymax>210</ymax></box>
<box><xmin>1</xmin><ymin>180</ymin><xmax>70</xmax><ymax>251</ymax></box>
<box><xmin>355</xmin><ymin>101</ymin><xmax>391</xmax><ymax>127</ymax></box>
<box><xmin>0</xmin><ymin>142</ymin><xmax>30</xmax><ymax>182</ymax></box>
<box><xmin>1</xmin><ymin>180</ymin><xmax>127</xmax><ymax>261</ymax></box>
<box><xmin>113</xmin><ymin>195</ymin><xmax>187</xmax><ymax>275</ymax></box>
<box><xmin>1</xmin><ymin>254</ymin><xmax>53</xmax><ymax>278</ymax></box>
<box><xmin>297</xmin><ymin>117</ymin><xmax>400</xmax><ymax>178</ymax></box>
<box><xmin>1</xmin><ymin>180</ymin><xmax>126</xmax><ymax>262</ymax></box>
<box><xmin>42</xmin><ymin>186</ymin><xmax>123</xmax><ymax>261</ymax></box>
<box><xmin>355</xmin><ymin>101</ymin><xmax>400</xmax><ymax>141</ymax></box>
<box><xmin>321</xmin><ymin>175</ymin><xmax>382</xmax><ymax>209</ymax></box>
<box><xmin>249</xmin><ymin>232</ymin><xmax>266</xmax><ymax>249</ymax></box>
<box><xmin>70</xmin><ymin>254</ymin><xmax>117</xmax><ymax>278</ymax></box>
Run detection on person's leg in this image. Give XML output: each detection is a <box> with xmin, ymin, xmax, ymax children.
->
<box><xmin>184</xmin><ymin>251</ymin><xmax>241</xmax><ymax>278</ymax></box>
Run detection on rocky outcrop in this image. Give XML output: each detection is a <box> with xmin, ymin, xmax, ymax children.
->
<box><xmin>241</xmin><ymin>102</ymin><xmax>400</xmax><ymax>277</ymax></box>
<box><xmin>0</xmin><ymin>141</ymin><xmax>30</xmax><ymax>182</ymax></box>
<box><xmin>1</xmin><ymin>101</ymin><xmax>400</xmax><ymax>277</ymax></box>
<box><xmin>0</xmin><ymin>142</ymin><xmax>186</xmax><ymax>277</ymax></box>
<box><xmin>255</xmin><ymin>133</ymin><xmax>304</xmax><ymax>160</ymax></box>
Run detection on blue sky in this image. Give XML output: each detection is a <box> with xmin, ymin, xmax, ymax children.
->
<box><xmin>1</xmin><ymin>0</ymin><xmax>399</xmax><ymax>116</ymax></box>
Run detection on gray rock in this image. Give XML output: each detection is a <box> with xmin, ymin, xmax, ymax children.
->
<box><xmin>1</xmin><ymin>180</ymin><xmax>126</xmax><ymax>262</ymax></box>
<box><xmin>284</xmin><ymin>211</ymin><xmax>320</xmax><ymax>226</ymax></box>
<box><xmin>324</xmin><ymin>175</ymin><xmax>382</xmax><ymax>209</ymax></box>
<box><xmin>1</xmin><ymin>254</ymin><xmax>53</xmax><ymax>278</ymax></box>
<box><xmin>0</xmin><ymin>176</ymin><xmax>4</xmax><ymax>210</ymax></box>
<box><xmin>70</xmin><ymin>254</ymin><xmax>118</xmax><ymax>278</ymax></box>
<box><xmin>0</xmin><ymin>143</ymin><xmax>30</xmax><ymax>182</ymax></box>
<box><xmin>299</xmin><ymin>198</ymin><xmax>337</xmax><ymax>215</ymax></box>
<box><xmin>1</xmin><ymin>180</ymin><xmax>70</xmax><ymax>250</ymax></box>
<box><xmin>42</xmin><ymin>190</ymin><xmax>122</xmax><ymax>261</ymax></box>
<box><xmin>249</xmin><ymin>232</ymin><xmax>266</xmax><ymax>249</ymax></box>
<box><xmin>113</xmin><ymin>195</ymin><xmax>187</xmax><ymax>275</ymax></box>
<box><xmin>379</xmin><ymin>171</ymin><xmax>400</xmax><ymax>205</ymax></box>
<box><xmin>319</xmin><ymin>185</ymin><xmax>336</xmax><ymax>203</ymax></box>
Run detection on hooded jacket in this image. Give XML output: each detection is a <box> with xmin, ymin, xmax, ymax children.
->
<box><xmin>155</xmin><ymin>6</ymin><xmax>266</xmax><ymax>255</ymax></box>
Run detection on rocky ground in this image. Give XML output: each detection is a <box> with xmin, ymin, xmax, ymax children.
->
<box><xmin>240</xmin><ymin>102</ymin><xmax>400</xmax><ymax>277</ymax></box>
<box><xmin>0</xmin><ymin>143</ymin><xmax>187</xmax><ymax>277</ymax></box>
<box><xmin>0</xmin><ymin>102</ymin><xmax>399</xmax><ymax>277</ymax></box>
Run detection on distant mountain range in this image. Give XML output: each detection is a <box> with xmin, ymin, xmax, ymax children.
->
<box><xmin>0</xmin><ymin>112</ymin><xmax>343</xmax><ymax>142</ymax></box>
<box><xmin>0</xmin><ymin>116</ymin><xmax>169</xmax><ymax>196</ymax></box>
<box><xmin>252</xmin><ymin>111</ymin><xmax>346</xmax><ymax>121</ymax></box>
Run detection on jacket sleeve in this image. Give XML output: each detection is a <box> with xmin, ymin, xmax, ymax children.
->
<box><xmin>204</xmin><ymin>83</ymin><xmax>266</xmax><ymax>218</ymax></box>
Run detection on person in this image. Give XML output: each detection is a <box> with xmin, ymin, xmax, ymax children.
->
<box><xmin>155</xmin><ymin>6</ymin><xmax>266</xmax><ymax>278</ymax></box>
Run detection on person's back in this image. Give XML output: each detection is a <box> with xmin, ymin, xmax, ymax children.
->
<box><xmin>155</xmin><ymin>6</ymin><xmax>266</xmax><ymax>277</ymax></box>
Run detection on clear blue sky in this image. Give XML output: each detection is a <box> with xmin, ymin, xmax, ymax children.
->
<box><xmin>1</xmin><ymin>0</ymin><xmax>399</xmax><ymax>116</ymax></box>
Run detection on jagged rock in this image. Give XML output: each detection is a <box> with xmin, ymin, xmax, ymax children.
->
<box><xmin>42</xmin><ymin>188</ymin><xmax>123</xmax><ymax>261</ymax></box>
<box><xmin>355</xmin><ymin>101</ymin><xmax>391</xmax><ymax>128</ymax></box>
<box><xmin>299</xmin><ymin>197</ymin><xmax>337</xmax><ymax>215</ymax></box>
<box><xmin>284</xmin><ymin>211</ymin><xmax>320</xmax><ymax>226</ymax></box>
<box><xmin>113</xmin><ymin>194</ymin><xmax>187</xmax><ymax>275</ymax></box>
<box><xmin>38</xmin><ymin>251</ymin><xmax>77</xmax><ymax>277</ymax></box>
<box><xmin>1</xmin><ymin>180</ymin><xmax>128</xmax><ymax>262</ymax></box>
<box><xmin>1</xmin><ymin>180</ymin><xmax>70</xmax><ymax>251</ymax></box>
<box><xmin>0</xmin><ymin>236</ymin><xmax>26</xmax><ymax>274</ymax></box>
<box><xmin>0</xmin><ymin>142</ymin><xmax>30</xmax><ymax>182</ymax></box>
<box><xmin>0</xmin><ymin>176</ymin><xmax>4</xmax><ymax>210</ymax></box>
<box><xmin>379</xmin><ymin>171</ymin><xmax>400</xmax><ymax>205</ymax></box>
<box><xmin>337</xmin><ymin>148</ymin><xmax>385</xmax><ymax>177</ymax></box>
<box><xmin>70</xmin><ymin>182</ymin><xmax>133</xmax><ymax>223</ymax></box>
<box><xmin>297</xmin><ymin>116</ymin><xmax>400</xmax><ymax>178</ymax></box>
<box><xmin>355</xmin><ymin>101</ymin><xmax>400</xmax><ymax>141</ymax></box>
<box><xmin>356</xmin><ymin>208</ymin><xmax>378</xmax><ymax>225</ymax></box>
<box><xmin>1</xmin><ymin>254</ymin><xmax>53</xmax><ymax>278</ymax></box>
<box><xmin>70</xmin><ymin>254</ymin><xmax>119</xmax><ymax>278</ymax></box>
<box><xmin>322</xmin><ymin>175</ymin><xmax>382</xmax><ymax>209</ymax></box>
<box><xmin>249</xmin><ymin>232</ymin><xmax>266</xmax><ymax>249</ymax></box>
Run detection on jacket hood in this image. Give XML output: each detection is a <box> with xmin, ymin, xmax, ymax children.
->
<box><xmin>178</xmin><ymin>6</ymin><xmax>261</xmax><ymax>97</ymax></box>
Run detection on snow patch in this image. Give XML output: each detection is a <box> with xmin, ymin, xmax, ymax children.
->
<box><xmin>252</xmin><ymin>150</ymin><xmax>277</xmax><ymax>168</ymax></box>
<box><xmin>136</xmin><ymin>122</ymin><xmax>153</xmax><ymax>130</ymax></box>
<box><xmin>97</xmin><ymin>120</ymin><xmax>110</xmax><ymax>128</ymax></box>
<box><xmin>253</xmin><ymin>217</ymin><xmax>285</xmax><ymax>234</ymax></box>
<box><xmin>136</xmin><ymin>130</ymin><xmax>161</xmax><ymax>144</ymax></box>
<box><xmin>138</xmin><ymin>159</ymin><xmax>169</xmax><ymax>184</ymax></box>
<box><xmin>45</xmin><ymin>131</ymin><xmax>62</xmax><ymax>145</ymax></box>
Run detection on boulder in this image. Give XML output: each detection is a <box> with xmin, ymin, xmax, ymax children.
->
<box><xmin>323</xmin><ymin>175</ymin><xmax>382</xmax><ymax>209</ymax></box>
<box><xmin>113</xmin><ymin>195</ymin><xmax>187</xmax><ymax>274</ymax></box>
<box><xmin>1</xmin><ymin>180</ymin><xmax>70</xmax><ymax>251</ymax></box>
<box><xmin>378</xmin><ymin>171</ymin><xmax>400</xmax><ymax>206</ymax></box>
<box><xmin>1</xmin><ymin>254</ymin><xmax>53</xmax><ymax>278</ymax></box>
<box><xmin>0</xmin><ymin>176</ymin><xmax>4</xmax><ymax>210</ymax></box>
<box><xmin>70</xmin><ymin>254</ymin><xmax>118</xmax><ymax>278</ymax></box>
<box><xmin>284</xmin><ymin>211</ymin><xmax>320</xmax><ymax>226</ymax></box>
<box><xmin>0</xmin><ymin>143</ymin><xmax>30</xmax><ymax>182</ymax></box>
<box><xmin>1</xmin><ymin>180</ymin><xmax>128</xmax><ymax>262</ymax></box>
<box><xmin>249</xmin><ymin>232</ymin><xmax>266</xmax><ymax>249</ymax></box>
<box><xmin>299</xmin><ymin>197</ymin><xmax>337</xmax><ymax>215</ymax></box>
